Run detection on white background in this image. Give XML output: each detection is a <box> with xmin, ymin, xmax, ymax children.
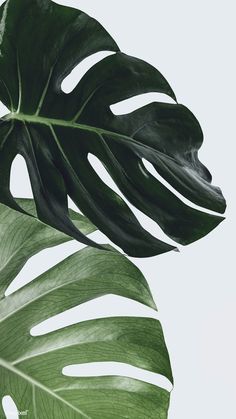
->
<box><xmin>1</xmin><ymin>0</ymin><xmax>235</xmax><ymax>418</ymax></box>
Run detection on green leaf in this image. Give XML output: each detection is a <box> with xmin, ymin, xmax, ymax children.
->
<box><xmin>0</xmin><ymin>198</ymin><xmax>96</xmax><ymax>297</ymax></box>
<box><xmin>0</xmin><ymin>201</ymin><xmax>172</xmax><ymax>418</ymax></box>
<box><xmin>0</xmin><ymin>0</ymin><xmax>226</xmax><ymax>257</ymax></box>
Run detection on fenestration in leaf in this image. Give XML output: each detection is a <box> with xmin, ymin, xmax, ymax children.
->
<box><xmin>0</xmin><ymin>0</ymin><xmax>226</xmax><ymax>256</ymax></box>
<box><xmin>0</xmin><ymin>201</ymin><xmax>172</xmax><ymax>419</ymax></box>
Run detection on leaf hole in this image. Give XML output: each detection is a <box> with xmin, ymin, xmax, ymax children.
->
<box><xmin>10</xmin><ymin>155</ymin><xmax>33</xmax><ymax>200</ymax></box>
<box><xmin>61</xmin><ymin>51</ymin><xmax>115</xmax><ymax>94</ymax></box>
<box><xmin>67</xmin><ymin>195</ymin><xmax>81</xmax><ymax>212</ymax></box>
<box><xmin>9</xmin><ymin>154</ymin><xmax>37</xmax><ymax>217</ymax></box>
<box><xmin>62</xmin><ymin>362</ymin><xmax>173</xmax><ymax>392</ymax></box>
<box><xmin>2</xmin><ymin>395</ymin><xmax>19</xmax><ymax>419</ymax></box>
<box><xmin>110</xmin><ymin>92</ymin><xmax>175</xmax><ymax>116</ymax></box>
<box><xmin>87</xmin><ymin>152</ymin><xmax>128</xmax><ymax>211</ymax></box>
<box><xmin>30</xmin><ymin>295</ymin><xmax>158</xmax><ymax>337</ymax></box>
<box><xmin>0</xmin><ymin>101</ymin><xmax>9</xmax><ymax>118</ymax></box>
<box><xmin>142</xmin><ymin>158</ymin><xmax>221</xmax><ymax>216</ymax></box>
<box><xmin>5</xmin><ymin>239</ymin><xmax>82</xmax><ymax>297</ymax></box>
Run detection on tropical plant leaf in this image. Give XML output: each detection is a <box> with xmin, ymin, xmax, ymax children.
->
<box><xmin>0</xmin><ymin>200</ymin><xmax>172</xmax><ymax>418</ymax></box>
<box><xmin>0</xmin><ymin>0</ymin><xmax>226</xmax><ymax>257</ymax></box>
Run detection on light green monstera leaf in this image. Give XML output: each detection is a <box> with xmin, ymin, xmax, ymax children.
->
<box><xmin>0</xmin><ymin>200</ymin><xmax>172</xmax><ymax>418</ymax></box>
<box><xmin>0</xmin><ymin>0</ymin><xmax>226</xmax><ymax>257</ymax></box>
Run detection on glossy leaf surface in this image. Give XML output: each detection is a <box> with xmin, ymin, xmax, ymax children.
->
<box><xmin>0</xmin><ymin>200</ymin><xmax>172</xmax><ymax>418</ymax></box>
<box><xmin>0</xmin><ymin>0</ymin><xmax>226</xmax><ymax>256</ymax></box>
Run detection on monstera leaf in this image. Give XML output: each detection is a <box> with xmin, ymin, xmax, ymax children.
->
<box><xmin>0</xmin><ymin>200</ymin><xmax>172</xmax><ymax>418</ymax></box>
<box><xmin>0</xmin><ymin>0</ymin><xmax>226</xmax><ymax>256</ymax></box>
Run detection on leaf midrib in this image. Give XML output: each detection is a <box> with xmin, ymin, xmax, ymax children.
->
<box><xmin>4</xmin><ymin>112</ymin><xmax>176</xmax><ymax>163</ymax></box>
<box><xmin>0</xmin><ymin>357</ymin><xmax>90</xmax><ymax>418</ymax></box>
<box><xmin>4</xmin><ymin>112</ymin><xmax>131</xmax><ymax>137</ymax></box>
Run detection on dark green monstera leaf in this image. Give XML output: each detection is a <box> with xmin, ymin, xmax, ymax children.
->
<box><xmin>0</xmin><ymin>0</ymin><xmax>226</xmax><ymax>256</ymax></box>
